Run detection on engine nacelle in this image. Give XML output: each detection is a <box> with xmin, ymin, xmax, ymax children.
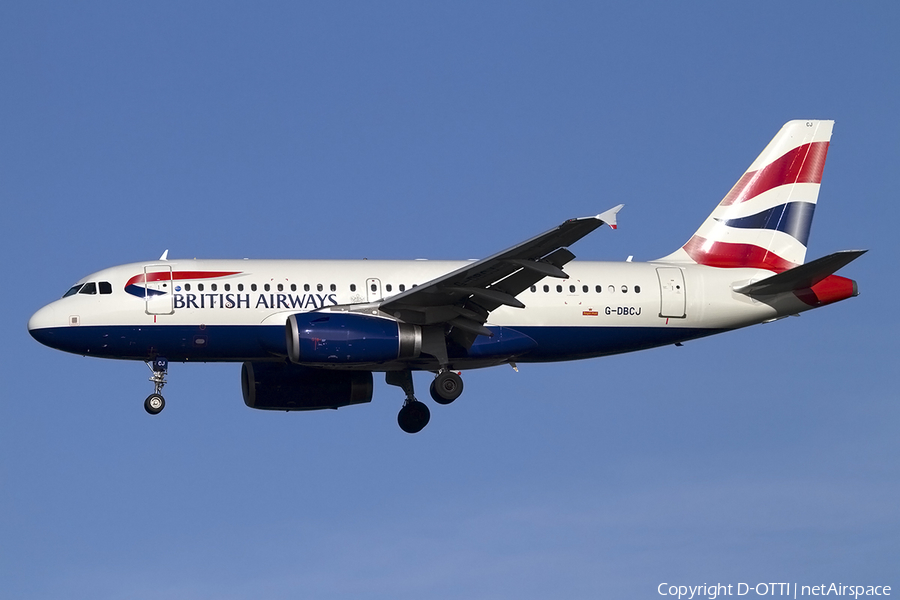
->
<box><xmin>241</xmin><ymin>361</ymin><xmax>373</xmax><ymax>411</ymax></box>
<box><xmin>286</xmin><ymin>312</ymin><xmax>421</xmax><ymax>365</ymax></box>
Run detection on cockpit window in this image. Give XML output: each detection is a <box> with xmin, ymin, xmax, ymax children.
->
<box><xmin>63</xmin><ymin>281</ymin><xmax>111</xmax><ymax>297</ymax></box>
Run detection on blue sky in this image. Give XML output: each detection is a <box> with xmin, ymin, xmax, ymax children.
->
<box><xmin>2</xmin><ymin>2</ymin><xmax>897</xmax><ymax>598</ymax></box>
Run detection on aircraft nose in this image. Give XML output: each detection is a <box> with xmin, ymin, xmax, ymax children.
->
<box><xmin>28</xmin><ymin>303</ymin><xmax>60</xmax><ymax>346</ymax></box>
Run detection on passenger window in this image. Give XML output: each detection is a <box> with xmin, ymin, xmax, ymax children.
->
<box><xmin>635</xmin><ymin>285</ymin><xmax>641</xmax><ymax>293</ymax></box>
<box><xmin>224</xmin><ymin>283</ymin><xmax>231</xmax><ymax>291</ymax></box>
<box><xmin>99</xmin><ymin>282</ymin><xmax>112</xmax><ymax>295</ymax></box>
<box><xmin>291</xmin><ymin>284</ymin><xmax>296</xmax><ymax>292</ymax></box>
<box><xmin>79</xmin><ymin>282</ymin><xmax>97</xmax><ymax>295</ymax></box>
<box><xmin>317</xmin><ymin>284</ymin><xmax>323</xmax><ymax>292</ymax></box>
<box><xmin>277</xmin><ymin>284</ymin><xmax>283</xmax><ymax>292</ymax></box>
<box><xmin>596</xmin><ymin>285</ymin><xmax>601</xmax><ymax>293</ymax></box>
<box><xmin>569</xmin><ymin>285</ymin><xmax>576</xmax><ymax>293</ymax></box>
<box><xmin>198</xmin><ymin>283</ymin><xmax>204</xmax><ymax>292</ymax></box>
<box><xmin>621</xmin><ymin>285</ymin><xmax>628</xmax><ymax>293</ymax></box>
<box><xmin>238</xmin><ymin>284</ymin><xmax>244</xmax><ymax>291</ymax></box>
<box><xmin>185</xmin><ymin>283</ymin><xmax>192</xmax><ymax>291</ymax></box>
<box><xmin>251</xmin><ymin>284</ymin><xmax>257</xmax><ymax>292</ymax></box>
<box><xmin>399</xmin><ymin>284</ymin><xmax>405</xmax><ymax>292</ymax></box>
<box><xmin>350</xmin><ymin>284</ymin><xmax>356</xmax><ymax>292</ymax></box>
<box><xmin>63</xmin><ymin>284</ymin><xmax>82</xmax><ymax>298</ymax></box>
<box><xmin>371</xmin><ymin>283</ymin><xmax>377</xmax><ymax>292</ymax></box>
<box><xmin>211</xmin><ymin>283</ymin><xmax>218</xmax><ymax>291</ymax></box>
<box><xmin>264</xmin><ymin>284</ymin><xmax>270</xmax><ymax>291</ymax></box>
<box><xmin>582</xmin><ymin>285</ymin><xmax>588</xmax><ymax>293</ymax></box>
<box><xmin>530</xmin><ymin>286</ymin><xmax>536</xmax><ymax>293</ymax></box>
<box><xmin>556</xmin><ymin>285</ymin><xmax>562</xmax><ymax>293</ymax></box>
<box><xmin>330</xmin><ymin>284</ymin><xmax>336</xmax><ymax>292</ymax></box>
<box><xmin>543</xmin><ymin>285</ymin><xmax>549</xmax><ymax>292</ymax></box>
<box><xmin>386</xmin><ymin>284</ymin><xmax>392</xmax><ymax>292</ymax></box>
<box><xmin>304</xmin><ymin>284</ymin><xmax>310</xmax><ymax>292</ymax></box>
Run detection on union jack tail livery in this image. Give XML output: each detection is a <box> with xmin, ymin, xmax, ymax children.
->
<box><xmin>660</xmin><ymin>120</ymin><xmax>832</xmax><ymax>272</ymax></box>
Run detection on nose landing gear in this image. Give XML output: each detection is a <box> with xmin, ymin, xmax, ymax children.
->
<box><xmin>144</xmin><ymin>393</ymin><xmax>165</xmax><ymax>414</ymax></box>
<box><xmin>144</xmin><ymin>357</ymin><xmax>168</xmax><ymax>415</ymax></box>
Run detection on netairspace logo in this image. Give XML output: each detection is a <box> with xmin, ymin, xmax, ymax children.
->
<box><xmin>658</xmin><ymin>583</ymin><xmax>891</xmax><ymax>599</ymax></box>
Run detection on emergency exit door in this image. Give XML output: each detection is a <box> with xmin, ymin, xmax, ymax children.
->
<box><xmin>366</xmin><ymin>278</ymin><xmax>383</xmax><ymax>302</ymax></box>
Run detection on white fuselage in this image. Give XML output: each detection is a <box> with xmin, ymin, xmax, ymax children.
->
<box><xmin>27</xmin><ymin>258</ymin><xmax>809</xmax><ymax>369</ymax></box>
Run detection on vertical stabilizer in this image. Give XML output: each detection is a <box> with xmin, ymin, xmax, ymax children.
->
<box><xmin>658</xmin><ymin>120</ymin><xmax>833</xmax><ymax>272</ymax></box>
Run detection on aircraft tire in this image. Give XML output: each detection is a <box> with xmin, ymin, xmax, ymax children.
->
<box><xmin>144</xmin><ymin>393</ymin><xmax>165</xmax><ymax>415</ymax></box>
<box><xmin>430</xmin><ymin>371</ymin><xmax>463</xmax><ymax>405</ymax></box>
<box><xmin>398</xmin><ymin>401</ymin><xmax>430</xmax><ymax>434</ymax></box>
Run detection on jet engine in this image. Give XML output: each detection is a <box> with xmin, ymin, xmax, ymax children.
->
<box><xmin>241</xmin><ymin>361</ymin><xmax>373</xmax><ymax>410</ymax></box>
<box><xmin>286</xmin><ymin>313</ymin><xmax>421</xmax><ymax>365</ymax></box>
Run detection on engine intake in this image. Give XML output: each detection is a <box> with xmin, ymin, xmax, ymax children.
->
<box><xmin>241</xmin><ymin>361</ymin><xmax>373</xmax><ymax>411</ymax></box>
<box><xmin>286</xmin><ymin>313</ymin><xmax>421</xmax><ymax>365</ymax></box>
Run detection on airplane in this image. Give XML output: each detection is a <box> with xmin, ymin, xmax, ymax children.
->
<box><xmin>28</xmin><ymin>120</ymin><xmax>865</xmax><ymax>433</ymax></box>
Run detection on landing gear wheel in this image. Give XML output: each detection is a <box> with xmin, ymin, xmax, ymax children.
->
<box><xmin>430</xmin><ymin>371</ymin><xmax>464</xmax><ymax>405</ymax></box>
<box><xmin>145</xmin><ymin>357</ymin><xmax>169</xmax><ymax>415</ymax></box>
<box><xmin>397</xmin><ymin>401</ymin><xmax>431</xmax><ymax>434</ymax></box>
<box><xmin>144</xmin><ymin>393</ymin><xmax>165</xmax><ymax>415</ymax></box>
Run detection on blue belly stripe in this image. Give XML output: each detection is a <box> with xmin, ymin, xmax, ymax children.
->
<box><xmin>29</xmin><ymin>324</ymin><xmax>725</xmax><ymax>365</ymax></box>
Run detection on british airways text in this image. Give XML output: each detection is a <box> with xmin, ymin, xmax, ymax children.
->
<box><xmin>173</xmin><ymin>293</ymin><xmax>338</xmax><ymax>310</ymax></box>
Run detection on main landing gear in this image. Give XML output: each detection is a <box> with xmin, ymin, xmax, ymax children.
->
<box><xmin>386</xmin><ymin>370</ymin><xmax>429</xmax><ymax>434</ymax></box>
<box><xmin>144</xmin><ymin>357</ymin><xmax>168</xmax><ymax>415</ymax></box>
<box><xmin>430</xmin><ymin>370</ymin><xmax>464</xmax><ymax>405</ymax></box>
<box><xmin>387</xmin><ymin>369</ymin><xmax>464</xmax><ymax>434</ymax></box>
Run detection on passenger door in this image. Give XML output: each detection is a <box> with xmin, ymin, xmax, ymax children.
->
<box><xmin>657</xmin><ymin>267</ymin><xmax>686</xmax><ymax>318</ymax></box>
<box><xmin>144</xmin><ymin>264</ymin><xmax>174</xmax><ymax>315</ymax></box>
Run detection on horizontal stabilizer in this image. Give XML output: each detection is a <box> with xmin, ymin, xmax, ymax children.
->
<box><xmin>734</xmin><ymin>249</ymin><xmax>867</xmax><ymax>296</ymax></box>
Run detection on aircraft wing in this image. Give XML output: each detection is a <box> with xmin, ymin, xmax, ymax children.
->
<box><xmin>380</xmin><ymin>205</ymin><xmax>623</xmax><ymax>342</ymax></box>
